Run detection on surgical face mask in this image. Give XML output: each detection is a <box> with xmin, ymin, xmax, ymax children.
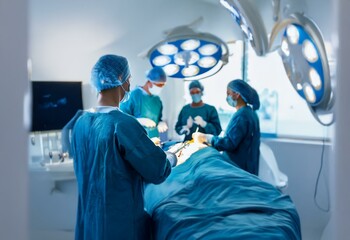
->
<box><xmin>226</xmin><ymin>95</ymin><xmax>237</xmax><ymax>107</ymax></box>
<box><xmin>149</xmin><ymin>85</ymin><xmax>163</xmax><ymax>95</ymax></box>
<box><xmin>120</xmin><ymin>85</ymin><xmax>130</xmax><ymax>103</ymax></box>
<box><xmin>191</xmin><ymin>94</ymin><xmax>202</xmax><ymax>103</ymax></box>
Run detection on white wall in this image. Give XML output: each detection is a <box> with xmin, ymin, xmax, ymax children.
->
<box><xmin>0</xmin><ymin>0</ymin><xmax>28</xmax><ymax>239</ymax></box>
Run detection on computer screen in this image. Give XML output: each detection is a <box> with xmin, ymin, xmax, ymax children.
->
<box><xmin>31</xmin><ymin>81</ymin><xmax>83</xmax><ymax>132</ymax></box>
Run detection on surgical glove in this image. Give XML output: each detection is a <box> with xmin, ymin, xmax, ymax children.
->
<box><xmin>150</xmin><ymin>137</ymin><xmax>161</xmax><ymax>146</ymax></box>
<box><xmin>137</xmin><ymin>118</ymin><xmax>156</xmax><ymax>128</ymax></box>
<box><xmin>165</xmin><ymin>151</ymin><xmax>178</xmax><ymax>167</ymax></box>
<box><xmin>205</xmin><ymin>134</ymin><xmax>214</xmax><ymax>144</ymax></box>
<box><xmin>179</xmin><ymin>126</ymin><xmax>190</xmax><ymax>135</ymax></box>
<box><xmin>186</xmin><ymin>116</ymin><xmax>193</xmax><ymax>128</ymax></box>
<box><xmin>194</xmin><ymin>116</ymin><xmax>207</xmax><ymax>128</ymax></box>
<box><xmin>157</xmin><ymin>121</ymin><xmax>168</xmax><ymax>133</ymax></box>
<box><xmin>192</xmin><ymin>132</ymin><xmax>207</xmax><ymax>144</ymax></box>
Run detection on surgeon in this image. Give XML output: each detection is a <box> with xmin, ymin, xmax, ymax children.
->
<box><xmin>67</xmin><ymin>55</ymin><xmax>176</xmax><ymax>240</ymax></box>
<box><xmin>175</xmin><ymin>80</ymin><xmax>222</xmax><ymax>141</ymax></box>
<box><xmin>120</xmin><ymin>66</ymin><xmax>168</xmax><ymax>138</ymax></box>
<box><xmin>193</xmin><ymin>79</ymin><xmax>260</xmax><ymax>175</ymax></box>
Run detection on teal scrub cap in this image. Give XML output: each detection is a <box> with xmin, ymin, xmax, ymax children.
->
<box><xmin>228</xmin><ymin>79</ymin><xmax>260</xmax><ymax>110</ymax></box>
<box><xmin>91</xmin><ymin>54</ymin><xmax>131</xmax><ymax>92</ymax></box>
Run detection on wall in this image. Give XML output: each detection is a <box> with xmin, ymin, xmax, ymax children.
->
<box><xmin>0</xmin><ymin>0</ymin><xmax>28</xmax><ymax>239</ymax></box>
<box><xmin>264</xmin><ymin>139</ymin><xmax>331</xmax><ymax>239</ymax></box>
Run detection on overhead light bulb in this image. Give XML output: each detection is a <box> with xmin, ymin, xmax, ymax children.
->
<box><xmin>163</xmin><ymin>64</ymin><xmax>179</xmax><ymax>76</ymax></box>
<box><xmin>198</xmin><ymin>57</ymin><xmax>217</xmax><ymax>68</ymax></box>
<box><xmin>182</xmin><ymin>65</ymin><xmax>199</xmax><ymax>77</ymax></box>
<box><xmin>287</xmin><ymin>25</ymin><xmax>299</xmax><ymax>44</ymax></box>
<box><xmin>281</xmin><ymin>38</ymin><xmax>290</xmax><ymax>57</ymax></box>
<box><xmin>302</xmin><ymin>39</ymin><xmax>319</xmax><ymax>63</ymax></box>
<box><xmin>199</xmin><ymin>44</ymin><xmax>218</xmax><ymax>55</ymax></box>
<box><xmin>303</xmin><ymin>83</ymin><xmax>316</xmax><ymax>103</ymax></box>
<box><xmin>309</xmin><ymin>67</ymin><xmax>322</xmax><ymax>90</ymax></box>
<box><xmin>181</xmin><ymin>39</ymin><xmax>200</xmax><ymax>51</ymax></box>
<box><xmin>158</xmin><ymin>44</ymin><xmax>178</xmax><ymax>55</ymax></box>
<box><xmin>296</xmin><ymin>83</ymin><xmax>303</xmax><ymax>90</ymax></box>
<box><xmin>152</xmin><ymin>55</ymin><xmax>171</xmax><ymax>66</ymax></box>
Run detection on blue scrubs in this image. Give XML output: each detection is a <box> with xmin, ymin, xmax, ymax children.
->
<box><xmin>211</xmin><ymin>106</ymin><xmax>260</xmax><ymax>175</ymax></box>
<box><xmin>175</xmin><ymin>104</ymin><xmax>222</xmax><ymax>141</ymax></box>
<box><xmin>120</xmin><ymin>87</ymin><xmax>163</xmax><ymax>138</ymax></box>
<box><xmin>70</xmin><ymin>109</ymin><xmax>172</xmax><ymax>240</ymax></box>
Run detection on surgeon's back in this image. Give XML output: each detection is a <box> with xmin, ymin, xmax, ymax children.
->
<box><xmin>71</xmin><ymin>109</ymin><xmax>171</xmax><ymax>240</ymax></box>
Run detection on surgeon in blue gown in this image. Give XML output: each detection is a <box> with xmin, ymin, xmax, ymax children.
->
<box><xmin>120</xmin><ymin>66</ymin><xmax>168</xmax><ymax>138</ymax></box>
<box><xmin>193</xmin><ymin>79</ymin><xmax>260</xmax><ymax>175</ymax></box>
<box><xmin>66</xmin><ymin>55</ymin><xmax>176</xmax><ymax>240</ymax></box>
<box><xmin>175</xmin><ymin>80</ymin><xmax>222</xmax><ymax>141</ymax></box>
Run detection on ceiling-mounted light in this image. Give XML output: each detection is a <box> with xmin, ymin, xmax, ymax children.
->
<box><xmin>220</xmin><ymin>0</ymin><xmax>269</xmax><ymax>56</ymax></box>
<box><xmin>152</xmin><ymin>55</ymin><xmax>171</xmax><ymax>66</ymax></box>
<box><xmin>157</xmin><ymin>44</ymin><xmax>178</xmax><ymax>55</ymax></box>
<box><xmin>302</xmin><ymin>39</ymin><xmax>318</xmax><ymax>63</ymax></box>
<box><xmin>276</xmin><ymin>13</ymin><xmax>334</xmax><ymax>126</ymax></box>
<box><xmin>286</xmin><ymin>25</ymin><xmax>300</xmax><ymax>44</ymax></box>
<box><xmin>141</xmin><ymin>18</ymin><xmax>229</xmax><ymax>80</ymax></box>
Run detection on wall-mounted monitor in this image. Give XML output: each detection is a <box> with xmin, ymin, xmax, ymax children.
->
<box><xmin>31</xmin><ymin>81</ymin><xmax>83</xmax><ymax>132</ymax></box>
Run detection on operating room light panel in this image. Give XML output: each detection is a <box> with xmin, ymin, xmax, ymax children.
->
<box><xmin>281</xmin><ymin>23</ymin><xmax>325</xmax><ymax>105</ymax></box>
<box><xmin>150</xmin><ymin>39</ymin><xmax>223</xmax><ymax>79</ymax></box>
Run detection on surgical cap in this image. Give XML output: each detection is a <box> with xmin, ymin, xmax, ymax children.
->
<box><xmin>91</xmin><ymin>54</ymin><xmax>131</xmax><ymax>92</ymax></box>
<box><xmin>146</xmin><ymin>67</ymin><xmax>167</xmax><ymax>82</ymax></box>
<box><xmin>189</xmin><ymin>80</ymin><xmax>204</xmax><ymax>92</ymax></box>
<box><xmin>228</xmin><ymin>79</ymin><xmax>260</xmax><ymax>110</ymax></box>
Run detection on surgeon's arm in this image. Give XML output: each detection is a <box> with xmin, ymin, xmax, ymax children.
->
<box><xmin>203</xmin><ymin>107</ymin><xmax>222</xmax><ymax>136</ymax></box>
<box><xmin>116</xmin><ymin>119</ymin><xmax>172</xmax><ymax>184</ymax></box>
<box><xmin>211</xmin><ymin>116</ymin><xmax>247</xmax><ymax>152</ymax></box>
<box><xmin>174</xmin><ymin>108</ymin><xmax>185</xmax><ymax>135</ymax></box>
<box><xmin>61</xmin><ymin>110</ymin><xmax>83</xmax><ymax>156</ymax></box>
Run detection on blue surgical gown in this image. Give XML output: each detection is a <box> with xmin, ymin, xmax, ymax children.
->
<box><xmin>175</xmin><ymin>104</ymin><xmax>222</xmax><ymax>141</ymax></box>
<box><xmin>70</xmin><ymin>109</ymin><xmax>172</xmax><ymax>240</ymax></box>
<box><xmin>211</xmin><ymin>106</ymin><xmax>260</xmax><ymax>175</ymax></box>
<box><xmin>120</xmin><ymin>87</ymin><xmax>163</xmax><ymax>138</ymax></box>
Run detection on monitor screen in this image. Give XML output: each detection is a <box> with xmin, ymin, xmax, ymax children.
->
<box><xmin>31</xmin><ymin>81</ymin><xmax>83</xmax><ymax>132</ymax></box>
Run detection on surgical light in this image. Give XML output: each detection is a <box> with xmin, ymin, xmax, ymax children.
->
<box><xmin>143</xmin><ymin>19</ymin><xmax>229</xmax><ymax>80</ymax></box>
<box><xmin>158</xmin><ymin>44</ymin><xmax>178</xmax><ymax>55</ymax></box>
<box><xmin>174</xmin><ymin>51</ymin><xmax>199</xmax><ymax>66</ymax></box>
<box><xmin>286</xmin><ymin>25</ymin><xmax>299</xmax><ymax>44</ymax></box>
<box><xmin>302</xmin><ymin>39</ymin><xmax>318</xmax><ymax>63</ymax></box>
<box><xmin>152</xmin><ymin>55</ymin><xmax>171</xmax><ymax>66</ymax></box>
<box><xmin>199</xmin><ymin>44</ymin><xmax>218</xmax><ymax>56</ymax></box>
<box><xmin>303</xmin><ymin>83</ymin><xmax>316</xmax><ymax>104</ymax></box>
<box><xmin>276</xmin><ymin>13</ymin><xmax>334</xmax><ymax>125</ymax></box>
<box><xmin>163</xmin><ymin>64</ymin><xmax>179</xmax><ymax>76</ymax></box>
<box><xmin>181</xmin><ymin>39</ymin><xmax>200</xmax><ymax>51</ymax></box>
<box><xmin>182</xmin><ymin>65</ymin><xmax>200</xmax><ymax>77</ymax></box>
<box><xmin>281</xmin><ymin>38</ymin><xmax>290</xmax><ymax>56</ymax></box>
<box><xmin>219</xmin><ymin>0</ymin><xmax>269</xmax><ymax>56</ymax></box>
<box><xmin>198</xmin><ymin>57</ymin><xmax>217</xmax><ymax>68</ymax></box>
<box><xmin>309</xmin><ymin>67</ymin><xmax>322</xmax><ymax>90</ymax></box>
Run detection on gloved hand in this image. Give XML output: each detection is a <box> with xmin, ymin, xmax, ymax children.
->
<box><xmin>165</xmin><ymin>151</ymin><xmax>178</xmax><ymax>167</ymax></box>
<box><xmin>137</xmin><ymin>118</ymin><xmax>156</xmax><ymax>128</ymax></box>
<box><xmin>194</xmin><ymin>116</ymin><xmax>207</xmax><ymax>128</ymax></box>
<box><xmin>179</xmin><ymin>126</ymin><xmax>190</xmax><ymax>135</ymax></box>
<box><xmin>157</xmin><ymin>121</ymin><xmax>168</xmax><ymax>133</ymax></box>
<box><xmin>150</xmin><ymin>137</ymin><xmax>161</xmax><ymax>146</ymax></box>
<box><xmin>192</xmin><ymin>132</ymin><xmax>213</xmax><ymax>145</ymax></box>
<box><xmin>186</xmin><ymin>116</ymin><xmax>193</xmax><ymax>128</ymax></box>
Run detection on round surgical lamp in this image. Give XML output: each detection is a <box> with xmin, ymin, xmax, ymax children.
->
<box><xmin>219</xmin><ymin>0</ymin><xmax>269</xmax><ymax>56</ymax></box>
<box><xmin>144</xmin><ymin>22</ymin><xmax>229</xmax><ymax>80</ymax></box>
<box><xmin>273</xmin><ymin>13</ymin><xmax>334</xmax><ymax>125</ymax></box>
